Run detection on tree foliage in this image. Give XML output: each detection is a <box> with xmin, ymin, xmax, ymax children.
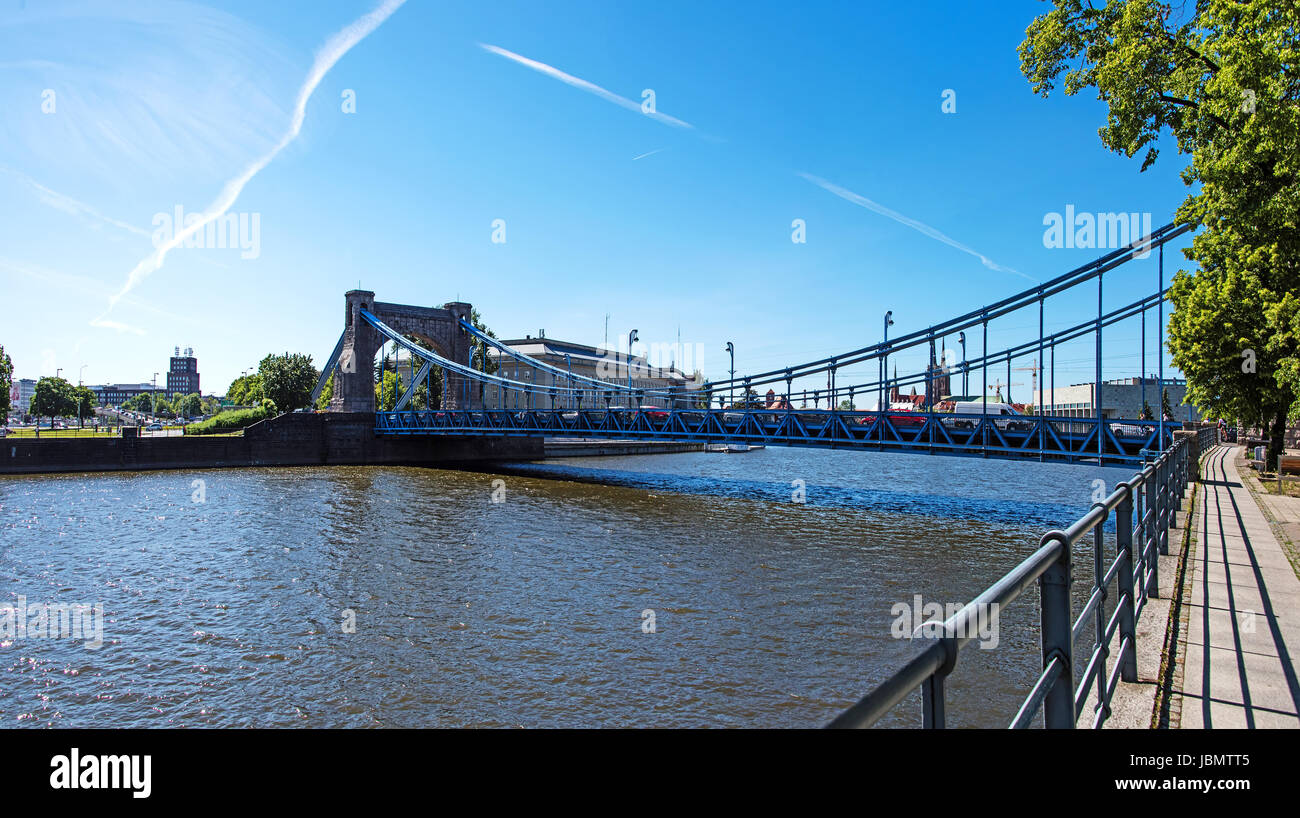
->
<box><xmin>225</xmin><ymin>373</ymin><xmax>263</xmax><ymax>406</ymax></box>
<box><xmin>31</xmin><ymin>376</ymin><xmax>75</xmax><ymax>425</ymax></box>
<box><xmin>0</xmin><ymin>344</ymin><xmax>12</xmax><ymax>424</ymax></box>
<box><xmin>1020</xmin><ymin>0</ymin><xmax>1300</xmax><ymax>466</ymax></box>
<box><xmin>73</xmin><ymin>385</ymin><xmax>96</xmax><ymax>425</ymax></box>
<box><xmin>257</xmin><ymin>352</ymin><xmax>318</xmax><ymax>413</ymax></box>
<box><xmin>316</xmin><ymin>371</ymin><xmax>333</xmax><ymax>410</ymax></box>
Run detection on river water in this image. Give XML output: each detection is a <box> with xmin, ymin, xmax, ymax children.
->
<box><xmin>0</xmin><ymin>448</ymin><xmax>1134</xmax><ymax>728</ymax></box>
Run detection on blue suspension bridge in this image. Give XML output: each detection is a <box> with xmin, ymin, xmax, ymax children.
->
<box><xmin>316</xmin><ymin>221</ymin><xmax>1197</xmax><ymax>468</ymax></box>
<box><xmin>309</xmin><ymin>220</ymin><xmax>1218</xmax><ymax>729</ymax></box>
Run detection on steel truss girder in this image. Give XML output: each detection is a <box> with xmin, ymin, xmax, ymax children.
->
<box><xmin>375</xmin><ymin>408</ymin><xmax>1179</xmax><ymax>467</ymax></box>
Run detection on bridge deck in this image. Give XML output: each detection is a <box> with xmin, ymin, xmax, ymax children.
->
<box><xmin>375</xmin><ymin>408</ymin><xmax>1181</xmax><ymax>466</ymax></box>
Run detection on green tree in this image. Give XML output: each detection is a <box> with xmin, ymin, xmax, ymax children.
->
<box><xmin>123</xmin><ymin>392</ymin><xmax>152</xmax><ymax>413</ymax></box>
<box><xmin>178</xmin><ymin>393</ymin><xmax>203</xmax><ymax>418</ymax></box>
<box><xmin>1141</xmin><ymin>399</ymin><xmax>1154</xmax><ymax>421</ymax></box>
<box><xmin>73</xmin><ymin>385</ymin><xmax>96</xmax><ymax>427</ymax></box>
<box><xmin>31</xmin><ymin>376</ymin><xmax>74</xmax><ymax>427</ymax></box>
<box><xmin>315</xmin><ymin>371</ymin><xmax>333</xmax><ymax>410</ymax></box>
<box><xmin>1019</xmin><ymin>0</ymin><xmax>1300</xmax><ymax>469</ymax></box>
<box><xmin>258</xmin><ymin>352</ymin><xmax>318</xmax><ymax>413</ymax></box>
<box><xmin>466</xmin><ymin>310</ymin><xmax>498</xmax><ymax>406</ymax></box>
<box><xmin>226</xmin><ymin>373</ymin><xmax>263</xmax><ymax>406</ymax></box>
<box><xmin>154</xmin><ymin>395</ymin><xmax>175</xmax><ymax>419</ymax></box>
<box><xmin>1162</xmin><ymin>387</ymin><xmax>1174</xmax><ymax>421</ymax></box>
<box><xmin>0</xmin><ymin>344</ymin><xmax>12</xmax><ymax>425</ymax></box>
<box><xmin>375</xmin><ymin>370</ymin><xmax>401</xmax><ymax>412</ymax></box>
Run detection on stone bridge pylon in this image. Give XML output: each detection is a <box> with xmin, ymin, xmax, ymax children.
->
<box><xmin>316</xmin><ymin>290</ymin><xmax>475</xmax><ymax>412</ymax></box>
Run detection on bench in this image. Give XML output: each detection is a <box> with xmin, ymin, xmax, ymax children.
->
<box><xmin>1273</xmin><ymin>455</ymin><xmax>1300</xmax><ymax>492</ymax></box>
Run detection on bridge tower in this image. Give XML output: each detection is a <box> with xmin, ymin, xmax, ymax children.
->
<box><xmin>329</xmin><ymin>290</ymin><xmax>476</xmax><ymax>412</ymax></box>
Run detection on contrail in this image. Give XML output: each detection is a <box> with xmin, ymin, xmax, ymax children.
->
<box><xmin>799</xmin><ymin>172</ymin><xmax>1032</xmax><ymax>281</ymax></box>
<box><xmin>632</xmin><ymin>147</ymin><xmax>668</xmax><ymax>161</ymax></box>
<box><xmin>479</xmin><ymin>43</ymin><xmax>693</xmax><ymax>130</ymax></box>
<box><xmin>97</xmin><ymin>0</ymin><xmax>407</xmax><ymax>321</ymax></box>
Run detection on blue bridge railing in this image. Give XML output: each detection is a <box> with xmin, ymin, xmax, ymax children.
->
<box><xmin>825</xmin><ymin>425</ymin><xmax>1216</xmax><ymax>728</ymax></box>
<box><xmin>376</xmin><ymin>406</ymin><xmax>1183</xmax><ymax>466</ymax></box>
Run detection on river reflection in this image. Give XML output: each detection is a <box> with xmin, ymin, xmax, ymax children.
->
<box><xmin>0</xmin><ymin>447</ymin><xmax>1133</xmax><ymax>727</ymax></box>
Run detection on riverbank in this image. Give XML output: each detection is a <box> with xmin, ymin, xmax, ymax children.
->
<box><xmin>1</xmin><ymin>412</ymin><xmax>542</xmax><ymax>475</ymax></box>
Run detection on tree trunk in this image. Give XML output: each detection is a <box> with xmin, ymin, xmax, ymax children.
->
<box><xmin>1268</xmin><ymin>411</ymin><xmax>1286</xmax><ymax>473</ymax></box>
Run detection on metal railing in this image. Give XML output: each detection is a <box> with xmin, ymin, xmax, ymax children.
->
<box><xmin>827</xmin><ymin>425</ymin><xmax>1217</xmax><ymax>728</ymax></box>
<box><xmin>376</xmin><ymin>407</ymin><xmax>1185</xmax><ymax>467</ymax></box>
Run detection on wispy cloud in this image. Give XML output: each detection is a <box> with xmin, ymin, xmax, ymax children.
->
<box><xmin>479</xmin><ymin>43</ymin><xmax>694</xmax><ymax>130</ymax></box>
<box><xmin>799</xmin><ymin>173</ymin><xmax>1031</xmax><ymax>280</ymax></box>
<box><xmin>89</xmin><ymin>317</ymin><xmax>147</xmax><ymax>336</ymax></box>
<box><xmin>0</xmin><ymin>166</ymin><xmax>150</xmax><ymax>238</ymax></box>
<box><xmin>95</xmin><ymin>0</ymin><xmax>408</xmax><ymax>323</ymax></box>
<box><xmin>1</xmin><ymin>257</ymin><xmax>188</xmax><ymax>336</ymax></box>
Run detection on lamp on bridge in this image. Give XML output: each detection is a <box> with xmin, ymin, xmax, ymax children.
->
<box><xmin>627</xmin><ymin>329</ymin><xmax>639</xmax><ymax>393</ymax></box>
<box><xmin>880</xmin><ymin>311</ymin><xmax>894</xmax><ymax>412</ymax></box>
<box><xmin>725</xmin><ymin>341</ymin><xmax>735</xmax><ymax>409</ymax></box>
<box><xmin>958</xmin><ymin>331</ymin><xmax>967</xmax><ymax>396</ymax></box>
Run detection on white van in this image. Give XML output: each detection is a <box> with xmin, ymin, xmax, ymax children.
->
<box><xmin>944</xmin><ymin>401</ymin><xmax>1032</xmax><ymax>431</ymax></box>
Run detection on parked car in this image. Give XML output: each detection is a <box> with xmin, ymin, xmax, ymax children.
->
<box><xmin>145</xmin><ymin>423</ymin><xmax>163</xmax><ymax>431</ymax></box>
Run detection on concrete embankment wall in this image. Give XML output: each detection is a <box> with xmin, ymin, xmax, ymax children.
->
<box><xmin>0</xmin><ymin>413</ymin><xmax>544</xmax><ymax>475</ymax></box>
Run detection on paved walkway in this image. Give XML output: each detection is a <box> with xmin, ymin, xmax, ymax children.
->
<box><xmin>1175</xmin><ymin>445</ymin><xmax>1300</xmax><ymax>727</ymax></box>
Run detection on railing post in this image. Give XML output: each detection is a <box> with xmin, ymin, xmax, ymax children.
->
<box><xmin>1039</xmin><ymin>534</ymin><xmax>1074</xmax><ymax>728</ymax></box>
<box><xmin>1173</xmin><ymin>442</ymin><xmax>1185</xmax><ymax>519</ymax></box>
<box><xmin>1164</xmin><ymin>460</ymin><xmax>1175</xmax><ymax>554</ymax></box>
<box><xmin>1115</xmin><ymin>485</ymin><xmax>1138</xmax><ymax>683</ymax></box>
<box><xmin>1145</xmin><ymin>479</ymin><xmax>1160</xmax><ymax>598</ymax></box>
<box><xmin>921</xmin><ymin>634</ymin><xmax>957</xmax><ymax>728</ymax></box>
<box><xmin>921</xmin><ymin>675</ymin><xmax>945</xmax><ymax>728</ymax></box>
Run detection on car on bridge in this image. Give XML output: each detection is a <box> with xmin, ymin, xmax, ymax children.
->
<box><xmin>638</xmin><ymin>405</ymin><xmax>669</xmax><ymax>421</ymax></box>
<box><xmin>942</xmin><ymin>401</ymin><xmax>1033</xmax><ymax>432</ymax></box>
<box><xmin>852</xmin><ymin>411</ymin><xmax>927</xmax><ymax>429</ymax></box>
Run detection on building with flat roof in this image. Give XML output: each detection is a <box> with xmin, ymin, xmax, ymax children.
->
<box><xmin>12</xmin><ymin>378</ymin><xmax>36</xmax><ymax>415</ymax></box>
<box><xmin>485</xmin><ymin>332</ymin><xmax>697</xmax><ymax>405</ymax></box>
<box><xmin>166</xmin><ymin>346</ymin><xmax>200</xmax><ymax>397</ymax></box>
<box><xmin>1033</xmin><ymin>376</ymin><xmax>1203</xmax><ymax>421</ymax></box>
<box><xmin>90</xmin><ymin>383</ymin><xmax>155</xmax><ymax>406</ymax></box>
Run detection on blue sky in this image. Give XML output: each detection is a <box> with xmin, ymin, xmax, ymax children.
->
<box><xmin>0</xmin><ymin>0</ymin><xmax>1197</xmax><ymax>403</ymax></box>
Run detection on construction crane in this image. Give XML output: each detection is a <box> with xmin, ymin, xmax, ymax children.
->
<box><xmin>987</xmin><ymin>378</ymin><xmax>1024</xmax><ymax>404</ymax></box>
<box><xmin>1012</xmin><ymin>358</ymin><xmax>1040</xmax><ymax>405</ymax></box>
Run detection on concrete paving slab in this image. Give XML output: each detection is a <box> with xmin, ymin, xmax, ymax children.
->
<box><xmin>1172</xmin><ymin>446</ymin><xmax>1300</xmax><ymax>729</ymax></box>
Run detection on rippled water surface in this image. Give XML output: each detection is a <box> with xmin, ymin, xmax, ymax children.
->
<box><xmin>0</xmin><ymin>448</ymin><xmax>1132</xmax><ymax>727</ymax></box>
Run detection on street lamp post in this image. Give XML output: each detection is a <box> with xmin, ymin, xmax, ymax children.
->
<box><xmin>565</xmin><ymin>353</ymin><xmax>573</xmax><ymax>410</ymax></box>
<box><xmin>958</xmin><ymin>331</ymin><xmax>967</xmax><ymax>396</ymax></box>
<box><xmin>725</xmin><ymin>343</ymin><xmax>737</xmax><ymax>408</ymax></box>
<box><xmin>79</xmin><ymin>365</ymin><xmax>87</xmax><ymax>386</ymax></box>
<box><xmin>152</xmin><ymin>373</ymin><xmax>158</xmax><ymax>424</ymax></box>
<box><xmin>626</xmin><ymin>330</ymin><xmax>639</xmax><ymax>394</ymax></box>
<box><xmin>879</xmin><ymin>311</ymin><xmax>894</xmax><ymax>412</ymax></box>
